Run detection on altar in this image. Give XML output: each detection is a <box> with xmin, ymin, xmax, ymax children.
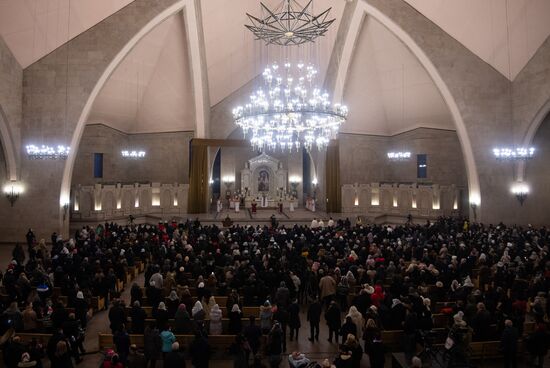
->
<box><xmin>239</xmin><ymin>152</ymin><xmax>299</xmax><ymax>209</ymax></box>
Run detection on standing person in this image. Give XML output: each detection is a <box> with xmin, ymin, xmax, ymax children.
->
<box><xmin>160</xmin><ymin>327</ymin><xmax>176</xmax><ymax>358</ymax></box>
<box><xmin>319</xmin><ymin>272</ymin><xmax>336</xmax><ymax>309</ymax></box>
<box><xmin>51</xmin><ymin>340</ymin><xmax>73</xmax><ymax>368</ymax></box>
<box><xmin>267</xmin><ymin>323</ymin><xmax>284</xmax><ymax>368</ymax></box>
<box><xmin>228</xmin><ymin>335</ymin><xmax>250</xmax><ymax>368</ymax></box>
<box><xmin>343</xmin><ymin>334</ymin><xmax>363</xmax><ymax>368</ymax></box>
<box><xmin>339</xmin><ymin>317</ymin><xmax>357</xmax><ymax>345</ymax></box>
<box><xmin>113</xmin><ymin>325</ymin><xmax>130</xmax><ymax>364</ymax></box>
<box><xmin>288</xmin><ymin>299</ymin><xmax>301</xmax><ymax>342</ymax></box>
<box><xmin>260</xmin><ymin>301</ymin><xmax>273</xmax><ymax>335</ymax></box>
<box><xmin>228</xmin><ymin>304</ymin><xmax>243</xmax><ymax>335</ymax></box>
<box><xmin>500</xmin><ymin>319</ymin><xmax>518</xmax><ymax>368</ymax></box>
<box><xmin>307</xmin><ymin>298</ymin><xmax>322</xmax><ymax>342</ymax></box>
<box><xmin>367</xmin><ymin>333</ymin><xmax>385</xmax><ymax>368</ymax></box>
<box><xmin>190</xmin><ymin>332</ymin><xmax>210</xmax><ymax>368</ymax></box>
<box><xmin>164</xmin><ymin>342</ymin><xmax>185</xmax><ymax>368</ymax></box>
<box><xmin>209</xmin><ymin>304</ymin><xmax>223</xmax><ymax>335</ymax></box>
<box><xmin>525</xmin><ymin>323</ymin><xmax>550</xmax><ymax>368</ymax></box>
<box><xmin>143</xmin><ymin>325</ymin><xmax>162</xmax><ymax>368</ymax></box>
<box><xmin>74</xmin><ymin>292</ymin><xmax>89</xmax><ymax>330</ymax></box>
<box><xmin>243</xmin><ymin>317</ymin><xmax>262</xmax><ymax>357</ymax></box>
<box><xmin>130</xmin><ymin>301</ymin><xmax>147</xmax><ymax>334</ymax></box>
<box><xmin>108</xmin><ymin>300</ymin><xmax>126</xmax><ymax>334</ymax></box>
<box><xmin>325</xmin><ymin>301</ymin><xmax>341</xmax><ymax>343</ymax></box>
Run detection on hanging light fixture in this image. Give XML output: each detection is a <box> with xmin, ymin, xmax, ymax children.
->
<box><xmin>235</xmin><ymin>0</ymin><xmax>348</xmax><ymax>152</ymax></box>
<box><xmin>233</xmin><ymin>62</ymin><xmax>347</xmax><ymax>151</ymax></box>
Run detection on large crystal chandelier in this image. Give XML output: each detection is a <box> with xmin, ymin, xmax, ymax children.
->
<box><xmin>233</xmin><ymin>62</ymin><xmax>348</xmax><ymax>151</ymax></box>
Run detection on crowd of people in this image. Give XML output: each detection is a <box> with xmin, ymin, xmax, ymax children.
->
<box><xmin>0</xmin><ymin>216</ymin><xmax>549</xmax><ymax>368</ymax></box>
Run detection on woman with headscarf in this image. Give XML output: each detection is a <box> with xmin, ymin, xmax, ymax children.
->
<box><xmin>228</xmin><ymin>304</ymin><xmax>243</xmax><ymax>334</ymax></box>
<box><xmin>163</xmin><ymin>273</ymin><xmax>176</xmax><ymax>297</ymax></box>
<box><xmin>209</xmin><ymin>304</ymin><xmax>223</xmax><ymax>335</ymax></box>
<box><xmin>166</xmin><ymin>290</ymin><xmax>180</xmax><ymax>318</ymax></box>
<box><xmin>153</xmin><ymin>302</ymin><xmax>169</xmax><ymax>330</ymax></box>
<box><xmin>260</xmin><ymin>301</ymin><xmax>273</xmax><ymax>334</ymax></box>
<box><xmin>203</xmin><ymin>296</ymin><xmax>216</xmax><ymax>319</ymax></box>
<box><xmin>180</xmin><ymin>286</ymin><xmax>194</xmax><ymax>315</ymax></box>
<box><xmin>346</xmin><ymin>306</ymin><xmax>364</xmax><ymax>339</ymax></box>
<box><xmin>336</xmin><ymin>276</ymin><xmax>350</xmax><ymax>311</ymax></box>
<box><xmin>370</xmin><ymin>285</ymin><xmax>385</xmax><ymax>308</ymax></box>
<box><xmin>192</xmin><ymin>300</ymin><xmax>206</xmax><ymax>329</ymax></box>
<box><xmin>174</xmin><ymin>303</ymin><xmax>192</xmax><ymax>334</ymax></box>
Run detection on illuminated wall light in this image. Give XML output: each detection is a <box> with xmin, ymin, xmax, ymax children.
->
<box><xmin>511</xmin><ymin>182</ymin><xmax>529</xmax><ymax>195</ymax></box>
<box><xmin>222</xmin><ymin>175</ymin><xmax>235</xmax><ymax>183</ymax></box>
<box><xmin>134</xmin><ymin>197</ymin><xmax>140</xmax><ymax>208</ymax></box>
<box><xmin>152</xmin><ymin>188</ymin><xmax>160</xmax><ymax>206</ymax></box>
<box><xmin>371</xmin><ymin>188</ymin><xmax>380</xmax><ymax>206</ymax></box>
<box><xmin>312</xmin><ymin>177</ymin><xmax>318</xmax><ymax>186</ymax></box>
<box><xmin>173</xmin><ymin>196</ymin><xmax>178</xmax><ymax>207</ymax></box>
<box><xmin>432</xmin><ymin>201</ymin><xmax>440</xmax><ymax>210</ymax></box>
<box><xmin>393</xmin><ymin>197</ymin><xmax>398</xmax><ymax>207</ymax></box>
<box><xmin>116</xmin><ymin>199</ymin><xmax>122</xmax><ymax>210</ymax></box>
<box><xmin>73</xmin><ymin>199</ymin><xmax>79</xmax><ymax>212</ymax></box>
<box><xmin>122</xmin><ymin>150</ymin><xmax>146</xmax><ymax>158</ymax></box>
<box><xmin>412</xmin><ymin>198</ymin><xmax>417</xmax><ymax>209</ymax></box>
<box><xmin>493</xmin><ymin>147</ymin><xmax>535</xmax><ymax>160</ymax></box>
<box><xmin>453</xmin><ymin>199</ymin><xmax>458</xmax><ymax>210</ymax></box>
<box><xmin>289</xmin><ymin>175</ymin><xmax>302</xmax><ymax>184</ymax></box>
<box><xmin>26</xmin><ymin>145</ymin><xmax>70</xmax><ymax>159</ymax></box>
<box><xmin>94</xmin><ymin>203</ymin><xmax>102</xmax><ymax>211</ymax></box>
<box><xmin>354</xmin><ymin>196</ymin><xmax>359</xmax><ymax>206</ymax></box>
<box><xmin>387</xmin><ymin>151</ymin><xmax>411</xmax><ymax>161</ymax></box>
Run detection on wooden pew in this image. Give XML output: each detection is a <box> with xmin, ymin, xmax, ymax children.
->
<box><xmin>381</xmin><ymin>328</ymin><xmax>447</xmax><ymax>352</ymax></box>
<box><xmin>98</xmin><ymin>333</ymin><xmax>237</xmax><ymax>352</ymax></box>
<box><xmin>124</xmin><ymin>318</ymin><xmax>250</xmax><ymax>334</ymax></box>
<box><xmin>126</xmin><ymin>306</ymin><xmax>261</xmax><ymax>319</ymax></box>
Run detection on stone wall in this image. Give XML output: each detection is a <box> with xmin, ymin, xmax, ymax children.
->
<box><xmin>339</xmin><ymin>128</ymin><xmax>467</xmax><ymax>187</ymax></box>
<box><xmin>0</xmin><ymin>36</ymin><xmax>21</xmax><ymax>168</ymax></box>
<box><xmin>520</xmin><ymin>113</ymin><xmax>550</xmax><ymax>226</ymax></box>
<box><xmin>72</xmin><ymin>124</ymin><xmax>193</xmax><ymax>186</ymax></box>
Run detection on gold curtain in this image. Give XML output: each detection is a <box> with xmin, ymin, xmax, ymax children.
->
<box><xmin>325</xmin><ymin>141</ymin><xmax>341</xmax><ymax>213</ymax></box>
<box><xmin>188</xmin><ymin>143</ymin><xmax>208</xmax><ymax>214</ymax></box>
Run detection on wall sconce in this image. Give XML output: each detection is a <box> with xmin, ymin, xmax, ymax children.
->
<box><xmin>26</xmin><ymin>145</ymin><xmax>70</xmax><ymax>160</ymax></box>
<box><xmin>4</xmin><ymin>182</ymin><xmax>23</xmax><ymax>207</ymax></box>
<box><xmin>511</xmin><ymin>182</ymin><xmax>529</xmax><ymax>206</ymax></box>
<box><xmin>387</xmin><ymin>151</ymin><xmax>411</xmax><ymax>161</ymax></box>
<box><xmin>311</xmin><ymin>177</ymin><xmax>318</xmax><ymax>200</ymax></box>
<box><xmin>493</xmin><ymin>147</ymin><xmax>535</xmax><ymax>161</ymax></box>
<box><xmin>121</xmin><ymin>150</ymin><xmax>146</xmax><ymax>158</ymax></box>
<box><xmin>289</xmin><ymin>176</ymin><xmax>301</xmax><ymax>197</ymax></box>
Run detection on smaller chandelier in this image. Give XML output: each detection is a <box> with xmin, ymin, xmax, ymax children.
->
<box><xmin>121</xmin><ymin>150</ymin><xmax>146</xmax><ymax>158</ymax></box>
<box><xmin>246</xmin><ymin>0</ymin><xmax>335</xmax><ymax>46</ymax></box>
<box><xmin>233</xmin><ymin>62</ymin><xmax>348</xmax><ymax>151</ymax></box>
<box><xmin>493</xmin><ymin>147</ymin><xmax>535</xmax><ymax>160</ymax></box>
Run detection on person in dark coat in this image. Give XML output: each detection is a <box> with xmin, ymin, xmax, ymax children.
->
<box><xmin>499</xmin><ymin>319</ymin><xmax>518</xmax><ymax>368</ymax></box>
<box><xmin>108</xmin><ymin>300</ymin><xmax>126</xmax><ymax>334</ymax></box>
<box><xmin>525</xmin><ymin>323</ymin><xmax>550</xmax><ymax>368</ymax></box>
<box><xmin>113</xmin><ymin>325</ymin><xmax>130</xmax><ymax>364</ymax></box>
<box><xmin>51</xmin><ymin>303</ymin><xmax>69</xmax><ymax>330</ymax></box>
<box><xmin>243</xmin><ymin>317</ymin><xmax>262</xmax><ymax>356</ymax></box>
<box><xmin>367</xmin><ymin>334</ymin><xmax>386</xmax><ymax>368</ymax></box>
<box><xmin>163</xmin><ymin>342</ymin><xmax>185</xmax><ymax>368</ymax></box>
<box><xmin>288</xmin><ymin>299</ymin><xmax>301</xmax><ymax>341</ymax></box>
<box><xmin>174</xmin><ymin>304</ymin><xmax>192</xmax><ymax>334</ymax></box>
<box><xmin>228</xmin><ymin>304</ymin><xmax>243</xmax><ymax>335</ymax></box>
<box><xmin>325</xmin><ymin>301</ymin><xmax>342</xmax><ymax>343</ymax></box>
<box><xmin>127</xmin><ymin>345</ymin><xmax>146</xmax><ymax>368</ymax></box>
<box><xmin>130</xmin><ymin>284</ymin><xmax>143</xmax><ymax>305</ymax></box>
<box><xmin>143</xmin><ymin>325</ymin><xmax>162</xmax><ymax>368</ymax></box>
<box><xmin>189</xmin><ymin>332</ymin><xmax>210</xmax><ymax>368</ymax></box>
<box><xmin>307</xmin><ymin>298</ymin><xmax>322</xmax><ymax>342</ymax></box>
<box><xmin>62</xmin><ymin>314</ymin><xmax>84</xmax><ymax>362</ymax></box>
<box><xmin>74</xmin><ymin>292</ymin><xmax>89</xmax><ymax>329</ymax></box>
<box><xmin>130</xmin><ymin>301</ymin><xmax>147</xmax><ymax>334</ymax></box>
<box><xmin>339</xmin><ymin>317</ymin><xmax>357</xmax><ymax>345</ymax></box>
<box><xmin>153</xmin><ymin>303</ymin><xmax>169</xmax><ymax>331</ymax></box>
<box><xmin>275</xmin><ymin>282</ymin><xmax>290</xmax><ymax>309</ymax></box>
<box><xmin>471</xmin><ymin>302</ymin><xmax>492</xmax><ymax>341</ymax></box>
<box><xmin>267</xmin><ymin>323</ymin><xmax>283</xmax><ymax>368</ymax></box>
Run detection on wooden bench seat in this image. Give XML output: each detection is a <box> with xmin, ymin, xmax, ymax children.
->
<box><xmin>98</xmin><ymin>333</ymin><xmax>238</xmax><ymax>352</ymax></box>
<box><xmin>126</xmin><ymin>306</ymin><xmax>261</xmax><ymax>319</ymax></box>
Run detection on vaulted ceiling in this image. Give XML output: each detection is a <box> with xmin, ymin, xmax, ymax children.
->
<box><xmin>0</xmin><ymin>0</ymin><xmax>549</xmax><ymax>135</ymax></box>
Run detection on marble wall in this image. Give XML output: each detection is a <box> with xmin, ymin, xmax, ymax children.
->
<box><xmin>72</xmin><ymin>124</ymin><xmax>193</xmax><ymax>186</ymax></box>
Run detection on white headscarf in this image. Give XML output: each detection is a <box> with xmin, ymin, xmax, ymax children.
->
<box><xmin>192</xmin><ymin>301</ymin><xmax>203</xmax><ymax>316</ymax></box>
